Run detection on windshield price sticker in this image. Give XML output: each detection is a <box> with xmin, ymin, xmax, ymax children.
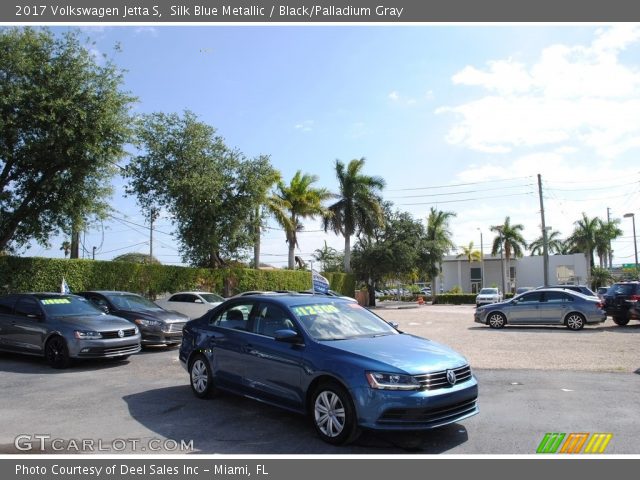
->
<box><xmin>41</xmin><ymin>298</ymin><xmax>71</xmax><ymax>305</ymax></box>
<box><xmin>293</xmin><ymin>305</ymin><xmax>339</xmax><ymax>316</ymax></box>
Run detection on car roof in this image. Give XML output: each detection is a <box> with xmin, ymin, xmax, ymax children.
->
<box><xmin>1</xmin><ymin>292</ymin><xmax>81</xmax><ymax>299</ymax></box>
<box><xmin>170</xmin><ymin>291</ymin><xmax>219</xmax><ymax>295</ymax></box>
<box><xmin>80</xmin><ymin>291</ymin><xmax>141</xmax><ymax>296</ymax></box>
<box><xmin>230</xmin><ymin>293</ymin><xmax>354</xmax><ymax>306</ymax></box>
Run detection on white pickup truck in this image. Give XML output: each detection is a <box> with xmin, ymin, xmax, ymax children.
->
<box><xmin>475</xmin><ymin>288</ymin><xmax>504</xmax><ymax>307</ymax></box>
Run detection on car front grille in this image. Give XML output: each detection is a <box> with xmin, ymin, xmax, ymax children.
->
<box><xmin>101</xmin><ymin>328</ymin><xmax>137</xmax><ymax>339</ymax></box>
<box><xmin>413</xmin><ymin>364</ymin><xmax>473</xmax><ymax>390</ymax></box>
<box><xmin>378</xmin><ymin>397</ymin><xmax>478</xmax><ymax>426</ymax></box>
<box><xmin>77</xmin><ymin>344</ymin><xmax>141</xmax><ymax>357</ymax></box>
<box><xmin>162</xmin><ymin>322</ymin><xmax>186</xmax><ymax>333</ymax></box>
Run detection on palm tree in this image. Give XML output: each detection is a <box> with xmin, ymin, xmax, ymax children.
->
<box><xmin>457</xmin><ymin>241</ymin><xmax>481</xmax><ymax>263</ymax></box>
<box><xmin>594</xmin><ymin>219</ymin><xmax>623</xmax><ymax>268</ymax></box>
<box><xmin>529</xmin><ymin>230</ymin><xmax>564</xmax><ymax>256</ymax></box>
<box><xmin>250</xmin><ymin>169</ymin><xmax>283</xmax><ymax>269</ymax></box>
<box><xmin>424</xmin><ymin>208</ymin><xmax>457</xmax><ymax>287</ymax></box>
<box><xmin>566</xmin><ymin>213</ymin><xmax>600</xmax><ymax>272</ymax></box>
<box><xmin>60</xmin><ymin>240</ymin><xmax>71</xmax><ymax>258</ymax></box>
<box><xmin>323</xmin><ymin>158</ymin><xmax>385</xmax><ymax>273</ymax></box>
<box><xmin>491</xmin><ymin>217</ymin><xmax>527</xmax><ymax>291</ymax></box>
<box><xmin>270</xmin><ymin>171</ymin><xmax>332</xmax><ymax>269</ymax></box>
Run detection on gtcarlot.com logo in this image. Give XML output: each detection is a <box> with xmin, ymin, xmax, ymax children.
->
<box><xmin>536</xmin><ymin>432</ymin><xmax>613</xmax><ymax>454</ymax></box>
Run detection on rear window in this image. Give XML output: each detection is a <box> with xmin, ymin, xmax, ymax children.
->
<box><xmin>610</xmin><ymin>284</ymin><xmax>638</xmax><ymax>295</ymax></box>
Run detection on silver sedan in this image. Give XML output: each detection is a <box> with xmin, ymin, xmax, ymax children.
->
<box><xmin>474</xmin><ymin>288</ymin><xmax>606</xmax><ymax>330</ymax></box>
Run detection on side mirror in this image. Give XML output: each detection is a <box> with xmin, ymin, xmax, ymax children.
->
<box><xmin>99</xmin><ymin>304</ymin><xmax>110</xmax><ymax>313</ymax></box>
<box><xmin>194</xmin><ymin>299</ymin><xmax>204</xmax><ymax>304</ymax></box>
<box><xmin>274</xmin><ymin>329</ymin><xmax>302</xmax><ymax>344</ymax></box>
<box><xmin>27</xmin><ymin>313</ymin><xmax>44</xmax><ymax>321</ymax></box>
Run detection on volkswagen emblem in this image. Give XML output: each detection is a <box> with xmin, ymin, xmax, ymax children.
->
<box><xmin>117</xmin><ymin>329</ymin><xmax>124</xmax><ymax>338</ymax></box>
<box><xmin>446</xmin><ymin>369</ymin><xmax>457</xmax><ymax>386</ymax></box>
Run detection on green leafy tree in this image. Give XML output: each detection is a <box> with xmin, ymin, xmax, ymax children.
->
<box><xmin>566</xmin><ymin>213</ymin><xmax>600</xmax><ymax>275</ymax></box>
<box><xmin>112</xmin><ymin>252</ymin><xmax>161</xmax><ymax>264</ymax></box>
<box><xmin>529</xmin><ymin>230</ymin><xmax>564</xmax><ymax>256</ymax></box>
<box><xmin>269</xmin><ymin>171</ymin><xmax>331</xmax><ymax>269</ymax></box>
<box><xmin>423</xmin><ymin>208</ymin><xmax>457</xmax><ymax>287</ymax></box>
<box><xmin>594</xmin><ymin>219</ymin><xmax>623</xmax><ymax>268</ymax></box>
<box><xmin>590</xmin><ymin>266</ymin><xmax>613</xmax><ymax>290</ymax></box>
<box><xmin>312</xmin><ymin>241</ymin><xmax>344</xmax><ymax>273</ymax></box>
<box><xmin>323</xmin><ymin>158</ymin><xmax>385</xmax><ymax>273</ymax></box>
<box><xmin>0</xmin><ymin>27</ymin><xmax>134</xmax><ymax>254</ymax></box>
<box><xmin>457</xmin><ymin>241</ymin><xmax>481</xmax><ymax>263</ymax></box>
<box><xmin>125</xmin><ymin>111</ymin><xmax>279</xmax><ymax>268</ymax></box>
<box><xmin>491</xmin><ymin>217</ymin><xmax>527</xmax><ymax>292</ymax></box>
<box><xmin>352</xmin><ymin>206</ymin><xmax>429</xmax><ymax>306</ymax></box>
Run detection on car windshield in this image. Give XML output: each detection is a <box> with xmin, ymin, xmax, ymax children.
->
<box><xmin>291</xmin><ymin>302</ymin><xmax>398</xmax><ymax>341</ymax></box>
<box><xmin>611</xmin><ymin>284</ymin><xmax>636</xmax><ymax>295</ymax></box>
<box><xmin>39</xmin><ymin>296</ymin><xmax>104</xmax><ymax>317</ymax></box>
<box><xmin>200</xmin><ymin>293</ymin><xmax>224</xmax><ymax>303</ymax></box>
<box><xmin>479</xmin><ymin>288</ymin><xmax>498</xmax><ymax>294</ymax></box>
<box><xmin>107</xmin><ymin>294</ymin><xmax>161</xmax><ymax>311</ymax></box>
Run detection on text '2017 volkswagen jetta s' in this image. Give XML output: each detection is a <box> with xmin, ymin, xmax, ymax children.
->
<box><xmin>179</xmin><ymin>293</ymin><xmax>478</xmax><ymax>445</ymax></box>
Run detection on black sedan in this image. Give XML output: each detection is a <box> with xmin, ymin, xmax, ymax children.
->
<box><xmin>77</xmin><ymin>291</ymin><xmax>189</xmax><ymax>346</ymax></box>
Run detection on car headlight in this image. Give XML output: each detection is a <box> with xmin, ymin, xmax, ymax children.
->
<box><xmin>134</xmin><ymin>326</ymin><xmax>140</xmax><ymax>335</ymax></box>
<box><xmin>134</xmin><ymin>319</ymin><xmax>162</xmax><ymax>327</ymax></box>
<box><xmin>74</xmin><ymin>330</ymin><xmax>103</xmax><ymax>339</ymax></box>
<box><xmin>365</xmin><ymin>372</ymin><xmax>420</xmax><ymax>391</ymax></box>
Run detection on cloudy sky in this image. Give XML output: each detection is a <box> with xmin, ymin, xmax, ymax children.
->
<box><xmin>27</xmin><ymin>25</ymin><xmax>640</xmax><ymax>267</ymax></box>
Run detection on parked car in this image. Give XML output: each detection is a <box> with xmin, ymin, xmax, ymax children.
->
<box><xmin>475</xmin><ymin>288</ymin><xmax>503</xmax><ymax>307</ymax></box>
<box><xmin>603</xmin><ymin>282</ymin><xmax>640</xmax><ymax>326</ymax></box>
<box><xmin>155</xmin><ymin>291</ymin><xmax>225</xmax><ymax>320</ymax></box>
<box><xmin>298</xmin><ymin>289</ymin><xmax>358</xmax><ymax>302</ymax></box>
<box><xmin>77</xmin><ymin>291</ymin><xmax>189</xmax><ymax>346</ymax></box>
<box><xmin>596</xmin><ymin>286</ymin><xmax>610</xmax><ymax>301</ymax></box>
<box><xmin>180</xmin><ymin>293</ymin><xmax>478</xmax><ymax>445</ymax></box>
<box><xmin>474</xmin><ymin>288</ymin><xmax>606</xmax><ymax>330</ymax></box>
<box><xmin>515</xmin><ymin>287</ymin><xmax>533</xmax><ymax>295</ymax></box>
<box><xmin>0</xmin><ymin>293</ymin><xmax>140</xmax><ymax>368</ymax></box>
<box><xmin>534</xmin><ymin>284</ymin><xmax>598</xmax><ymax>299</ymax></box>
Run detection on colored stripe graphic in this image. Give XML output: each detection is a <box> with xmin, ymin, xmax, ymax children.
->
<box><xmin>536</xmin><ymin>433</ymin><xmax>565</xmax><ymax>453</ymax></box>
<box><xmin>559</xmin><ymin>433</ymin><xmax>589</xmax><ymax>454</ymax></box>
<box><xmin>584</xmin><ymin>433</ymin><xmax>613</xmax><ymax>454</ymax></box>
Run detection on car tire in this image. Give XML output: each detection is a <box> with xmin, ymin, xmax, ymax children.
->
<box><xmin>311</xmin><ymin>381</ymin><xmax>360</xmax><ymax>445</ymax></box>
<box><xmin>487</xmin><ymin>312</ymin><xmax>506</xmax><ymax>329</ymax></box>
<box><xmin>44</xmin><ymin>336</ymin><xmax>71</xmax><ymax>369</ymax></box>
<box><xmin>613</xmin><ymin>315</ymin><xmax>630</xmax><ymax>326</ymax></box>
<box><xmin>189</xmin><ymin>354</ymin><xmax>216</xmax><ymax>399</ymax></box>
<box><xmin>113</xmin><ymin>355</ymin><xmax>130</xmax><ymax>361</ymax></box>
<box><xmin>565</xmin><ymin>312</ymin><xmax>585</xmax><ymax>331</ymax></box>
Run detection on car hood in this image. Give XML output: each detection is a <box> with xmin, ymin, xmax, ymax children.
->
<box><xmin>117</xmin><ymin>309</ymin><xmax>189</xmax><ymax>323</ymax></box>
<box><xmin>55</xmin><ymin>314</ymin><xmax>136</xmax><ymax>332</ymax></box>
<box><xmin>320</xmin><ymin>333</ymin><xmax>468</xmax><ymax>374</ymax></box>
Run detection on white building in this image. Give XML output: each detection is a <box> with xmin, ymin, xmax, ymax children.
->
<box><xmin>434</xmin><ymin>253</ymin><xmax>589</xmax><ymax>294</ymax></box>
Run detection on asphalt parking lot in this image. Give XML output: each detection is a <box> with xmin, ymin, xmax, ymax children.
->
<box><xmin>1</xmin><ymin>305</ymin><xmax>639</xmax><ymax>454</ymax></box>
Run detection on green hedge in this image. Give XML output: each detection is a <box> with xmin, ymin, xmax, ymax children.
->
<box><xmin>0</xmin><ymin>256</ymin><xmax>355</xmax><ymax>298</ymax></box>
<box><xmin>431</xmin><ymin>294</ymin><xmax>477</xmax><ymax>305</ymax></box>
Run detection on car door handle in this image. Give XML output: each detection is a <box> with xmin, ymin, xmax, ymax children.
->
<box><xmin>245</xmin><ymin>344</ymin><xmax>265</xmax><ymax>358</ymax></box>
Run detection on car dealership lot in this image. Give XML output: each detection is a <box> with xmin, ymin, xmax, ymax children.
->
<box><xmin>0</xmin><ymin>304</ymin><xmax>638</xmax><ymax>454</ymax></box>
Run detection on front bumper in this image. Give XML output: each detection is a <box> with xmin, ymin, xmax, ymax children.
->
<box><xmin>139</xmin><ymin>323</ymin><xmax>185</xmax><ymax>345</ymax></box>
<box><xmin>68</xmin><ymin>336</ymin><xmax>141</xmax><ymax>358</ymax></box>
<box><xmin>351</xmin><ymin>376</ymin><xmax>479</xmax><ymax>431</ymax></box>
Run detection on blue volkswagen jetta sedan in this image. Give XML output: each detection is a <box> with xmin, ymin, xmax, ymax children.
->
<box><xmin>179</xmin><ymin>293</ymin><xmax>478</xmax><ymax>445</ymax></box>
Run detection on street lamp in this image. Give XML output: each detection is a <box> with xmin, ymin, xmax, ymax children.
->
<box><xmin>623</xmin><ymin>213</ymin><xmax>638</xmax><ymax>279</ymax></box>
<box><xmin>477</xmin><ymin>228</ymin><xmax>484</xmax><ymax>288</ymax></box>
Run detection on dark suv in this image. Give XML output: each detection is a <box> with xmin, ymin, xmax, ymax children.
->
<box><xmin>603</xmin><ymin>282</ymin><xmax>640</xmax><ymax>326</ymax></box>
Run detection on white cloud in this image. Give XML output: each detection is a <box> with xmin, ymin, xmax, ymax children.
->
<box><xmin>134</xmin><ymin>27</ymin><xmax>159</xmax><ymax>36</ymax></box>
<box><xmin>294</xmin><ymin>120</ymin><xmax>314</xmax><ymax>132</ymax></box>
<box><xmin>388</xmin><ymin>90</ymin><xmax>400</xmax><ymax>101</ymax></box>
<box><xmin>439</xmin><ymin>26</ymin><xmax>640</xmax><ymax>158</ymax></box>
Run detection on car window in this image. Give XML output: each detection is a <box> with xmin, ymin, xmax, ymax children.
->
<box><xmin>0</xmin><ymin>296</ymin><xmax>16</xmax><ymax>314</ymax></box>
<box><xmin>292</xmin><ymin>302</ymin><xmax>398</xmax><ymax>341</ymax></box>
<box><xmin>14</xmin><ymin>297</ymin><xmax>43</xmax><ymax>318</ymax></box>
<box><xmin>213</xmin><ymin>303</ymin><xmax>253</xmax><ymax>330</ymax></box>
<box><xmin>108</xmin><ymin>294</ymin><xmax>160</xmax><ymax>310</ymax></box>
<box><xmin>479</xmin><ymin>288</ymin><xmax>498</xmax><ymax>294</ymax></box>
<box><xmin>518</xmin><ymin>292</ymin><xmax>544</xmax><ymax>304</ymax></box>
<box><xmin>545</xmin><ymin>291</ymin><xmax>572</xmax><ymax>303</ymax></box>
<box><xmin>40</xmin><ymin>296</ymin><xmax>104</xmax><ymax>316</ymax></box>
<box><xmin>253</xmin><ymin>303</ymin><xmax>296</xmax><ymax>338</ymax></box>
<box><xmin>200</xmin><ymin>293</ymin><xmax>224</xmax><ymax>303</ymax></box>
<box><xmin>611</xmin><ymin>284</ymin><xmax>636</xmax><ymax>295</ymax></box>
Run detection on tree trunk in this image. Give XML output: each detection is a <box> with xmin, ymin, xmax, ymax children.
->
<box><xmin>253</xmin><ymin>207</ymin><xmax>260</xmax><ymax>269</ymax></box>
<box><xmin>343</xmin><ymin>235</ymin><xmax>351</xmax><ymax>273</ymax></box>
<box><xmin>367</xmin><ymin>283</ymin><xmax>376</xmax><ymax>307</ymax></box>
<box><xmin>70</xmin><ymin>224</ymin><xmax>80</xmax><ymax>259</ymax></box>
<box><xmin>288</xmin><ymin>243</ymin><xmax>295</xmax><ymax>269</ymax></box>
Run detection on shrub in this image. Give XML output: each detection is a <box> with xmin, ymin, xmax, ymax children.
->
<box><xmin>431</xmin><ymin>294</ymin><xmax>477</xmax><ymax>305</ymax></box>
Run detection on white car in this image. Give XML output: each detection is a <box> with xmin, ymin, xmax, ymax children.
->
<box><xmin>155</xmin><ymin>291</ymin><xmax>225</xmax><ymax>320</ymax></box>
<box><xmin>475</xmin><ymin>288</ymin><xmax>503</xmax><ymax>307</ymax></box>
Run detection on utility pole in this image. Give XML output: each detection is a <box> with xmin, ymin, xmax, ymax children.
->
<box><xmin>149</xmin><ymin>208</ymin><xmax>158</xmax><ymax>261</ymax></box>
<box><xmin>478</xmin><ymin>228</ymin><xmax>484</xmax><ymax>288</ymax></box>
<box><xmin>607</xmin><ymin>207</ymin><xmax>613</xmax><ymax>268</ymax></box>
<box><xmin>538</xmin><ymin>174</ymin><xmax>549</xmax><ymax>286</ymax></box>
<box><xmin>92</xmin><ymin>246</ymin><xmax>96</xmax><ymax>260</ymax></box>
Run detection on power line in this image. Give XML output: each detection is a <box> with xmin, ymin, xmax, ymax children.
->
<box><xmin>387</xmin><ymin>175</ymin><xmax>533</xmax><ymax>192</ymax></box>
<box><xmin>398</xmin><ymin>191</ymin><xmax>534</xmax><ymax>206</ymax></box>
<box><xmin>387</xmin><ymin>183</ymin><xmax>534</xmax><ymax>199</ymax></box>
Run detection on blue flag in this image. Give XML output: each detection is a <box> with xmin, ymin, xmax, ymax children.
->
<box><xmin>312</xmin><ymin>270</ymin><xmax>330</xmax><ymax>294</ymax></box>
